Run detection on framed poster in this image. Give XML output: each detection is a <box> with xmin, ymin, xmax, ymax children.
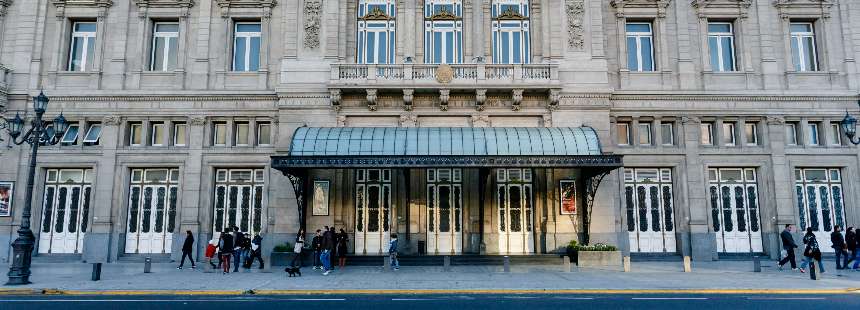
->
<box><xmin>0</xmin><ymin>181</ymin><xmax>13</xmax><ymax>217</ymax></box>
<box><xmin>312</xmin><ymin>180</ymin><xmax>330</xmax><ymax>216</ymax></box>
<box><xmin>559</xmin><ymin>179</ymin><xmax>576</xmax><ymax>215</ymax></box>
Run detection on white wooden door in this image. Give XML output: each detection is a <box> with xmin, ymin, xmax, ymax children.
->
<box><xmin>125</xmin><ymin>169</ymin><xmax>178</xmax><ymax>254</ymax></box>
<box><xmin>624</xmin><ymin>168</ymin><xmax>677</xmax><ymax>253</ymax></box>
<box><xmin>427</xmin><ymin>184</ymin><xmax>463</xmax><ymax>254</ymax></box>
<box><xmin>355</xmin><ymin>169</ymin><xmax>392</xmax><ymax>255</ymax></box>
<box><xmin>709</xmin><ymin>168</ymin><xmax>763</xmax><ymax>253</ymax></box>
<box><xmin>496</xmin><ymin>169</ymin><xmax>534</xmax><ymax>254</ymax></box>
<box><xmin>38</xmin><ymin>169</ymin><xmax>91</xmax><ymax>254</ymax></box>
<box><xmin>795</xmin><ymin>169</ymin><xmax>846</xmax><ymax>253</ymax></box>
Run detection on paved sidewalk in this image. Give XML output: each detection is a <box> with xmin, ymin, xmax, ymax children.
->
<box><xmin>4</xmin><ymin>260</ymin><xmax>859</xmax><ymax>293</ymax></box>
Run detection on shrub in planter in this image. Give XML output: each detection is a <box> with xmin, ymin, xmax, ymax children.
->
<box><xmin>271</xmin><ymin>242</ymin><xmax>296</xmax><ymax>267</ymax></box>
<box><xmin>570</xmin><ymin>243</ymin><xmax>621</xmax><ymax>268</ymax></box>
<box><xmin>273</xmin><ymin>242</ymin><xmax>293</xmax><ymax>253</ymax></box>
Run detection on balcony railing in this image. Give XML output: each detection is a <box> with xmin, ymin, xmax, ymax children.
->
<box><xmin>331</xmin><ymin>63</ymin><xmax>558</xmax><ymax>89</ymax></box>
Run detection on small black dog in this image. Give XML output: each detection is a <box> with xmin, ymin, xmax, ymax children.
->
<box><xmin>284</xmin><ymin>266</ymin><xmax>301</xmax><ymax>277</ymax></box>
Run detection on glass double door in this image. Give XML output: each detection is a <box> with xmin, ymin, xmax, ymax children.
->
<box><xmin>125</xmin><ymin>169</ymin><xmax>179</xmax><ymax>254</ymax></box>
<box><xmin>355</xmin><ymin>169</ymin><xmax>391</xmax><ymax>255</ymax></box>
<box><xmin>624</xmin><ymin>168</ymin><xmax>676</xmax><ymax>253</ymax></box>
<box><xmin>426</xmin><ymin>169</ymin><xmax>463</xmax><ymax>254</ymax></box>
<box><xmin>795</xmin><ymin>168</ymin><xmax>846</xmax><ymax>252</ymax></box>
<box><xmin>38</xmin><ymin>169</ymin><xmax>92</xmax><ymax>254</ymax></box>
<box><xmin>709</xmin><ymin>168</ymin><xmax>763</xmax><ymax>253</ymax></box>
<box><xmin>496</xmin><ymin>169</ymin><xmax>534</xmax><ymax>254</ymax></box>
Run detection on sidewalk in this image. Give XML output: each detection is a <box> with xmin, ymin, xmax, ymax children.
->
<box><xmin>3</xmin><ymin>260</ymin><xmax>859</xmax><ymax>294</ymax></box>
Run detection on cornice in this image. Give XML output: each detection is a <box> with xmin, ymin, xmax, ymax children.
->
<box><xmin>52</xmin><ymin>0</ymin><xmax>113</xmax><ymax>17</ymax></box>
<box><xmin>49</xmin><ymin>94</ymin><xmax>279</xmax><ymax>102</ymax></box>
<box><xmin>132</xmin><ymin>0</ymin><xmax>195</xmax><ymax>18</ymax></box>
<box><xmin>215</xmin><ymin>0</ymin><xmax>277</xmax><ymax>17</ymax></box>
<box><xmin>610</xmin><ymin>94</ymin><xmax>858</xmax><ymax>101</ymax></box>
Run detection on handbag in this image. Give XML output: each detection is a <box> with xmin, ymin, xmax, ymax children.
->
<box><xmin>294</xmin><ymin>242</ymin><xmax>303</xmax><ymax>254</ymax></box>
<box><xmin>780</xmin><ymin>249</ymin><xmax>787</xmax><ymax>258</ymax></box>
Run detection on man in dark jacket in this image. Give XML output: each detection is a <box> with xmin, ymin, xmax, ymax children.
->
<box><xmin>232</xmin><ymin>226</ymin><xmax>244</xmax><ymax>272</ymax></box>
<box><xmin>321</xmin><ymin>226</ymin><xmax>335</xmax><ymax>275</ymax></box>
<box><xmin>246</xmin><ymin>234</ymin><xmax>264</xmax><ymax>269</ymax></box>
<box><xmin>218</xmin><ymin>231</ymin><xmax>234</xmax><ymax>274</ymax></box>
<box><xmin>178</xmin><ymin>230</ymin><xmax>196</xmax><ymax>269</ymax></box>
<box><xmin>778</xmin><ymin>224</ymin><xmax>798</xmax><ymax>270</ymax></box>
<box><xmin>312</xmin><ymin>230</ymin><xmax>323</xmax><ymax>270</ymax></box>
<box><xmin>846</xmin><ymin>227</ymin><xmax>857</xmax><ymax>268</ymax></box>
<box><xmin>831</xmin><ymin>225</ymin><xmax>848</xmax><ymax>269</ymax></box>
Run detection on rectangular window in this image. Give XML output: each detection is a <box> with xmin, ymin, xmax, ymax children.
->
<box><xmin>213</xmin><ymin>168</ymin><xmax>266</xmax><ymax>234</ymax></box>
<box><xmin>82</xmin><ymin>123</ymin><xmax>102</xmax><ymax>144</ymax></box>
<box><xmin>425</xmin><ymin>1</ymin><xmax>463</xmax><ymax>64</ymax></box>
<box><xmin>173</xmin><ymin>123</ymin><xmax>187</xmax><ymax>146</ymax></box>
<box><xmin>830</xmin><ymin>123</ymin><xmax>841</xmax><ymax>146</ymax></box>
<box><xmin>61</xmin><ymin>124</ymin><xmax>80</xmax><ymax>144</ymax></box>
<box><xmin>638</xmin><ymin>123</ymin><xmax>652</xmax><ymax>146</ymax></box>
<box><xmin>723</xmin><ymin>122</ymin><xmax>736</xmax><ymax>146</ymax></box>
<box><xmin>744</xmin><ymin>123</ymin><xmax>758</xmax><ymax>146</ymax></box>
<box><xmin>129</xmin><ymin>123</ymin><xmax>143</xmax><ymax>146</ymax></box>
<box><xmin>257</xmin><ymin>122</ymin><xmax>271</xmax><ymax>146</ymax></box>
<box><xmin>626</xmin><ymin>22</ymin><xmax>655</xmax><ymax>72</ymax></box>
<box><xmin>661</xmin><ymin>122</ymin><xmax>674</xmax><ymax>145</ymax></box>
<box><xmin>701</xmin><ymin>123</ymin><xmax>714</xmax><ymax>145</ymax></box>
<box><xmin>235</xmin><ymin>122</ymin><xmax>249</xmax><ymax>146</ymax></box>
<box><xmin>213</xmin><ymin>122</ymin><xmax>227</xmax><ymax>146</ymax></box>
<box><xmin>790</xmin><ymin>22</ymin><xmax>818</xmax><ymax>72</ymax></box>
<box><xmin>232</xmin><ymin>22</ymin><xmax>261</xmax><ymax>71</ymax></box>
<box><xmin>786</xmin><ymin>122</ymin><xmax>799</xmax><ymax>145</ymax></box>
<box><xmin>150</xmin><ymin>122</ymin><xmax>165</xmax><ymax>146</ymax></box>
<box><xmin>707</xmin><ymin>22</ymin><xmax>736</xmax><ymax>72</ymax></box>
<box><xmin>808</xmin><ymin>123</ymin><xmax>820</xmax><ymax>146</ymax></box>
<box><xmin>357</xmin><ymin>1</ymin><xmax>396</xmax><ymax>64</ymax></box>
<box><xmin>491</xmin><ymin>1</ymin><xmax>530</xmax><ymax>64</ymax></box>
<box><xmin>150</xmin><ymin>22</ymin><xmax>179</xmax><ymax>71</ymax></box>
<box><xmin>616</xmin><ymin>122</ymin><xmax>631</xmax><ymax>146</ymax></box>
<box><xmin>68</xmin><ymin>22</ymin><xmax>97</xmax><ymax>71</ymax></box>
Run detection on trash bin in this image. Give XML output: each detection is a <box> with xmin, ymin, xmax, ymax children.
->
<box><xmin>417</xmin><ymin>241</ymin><xmax>425</xmax><ymax>255</ymax></box>
<box><xmin>91</xmin><ymin>263</ymin><xmax>102</xmax><ymax>281</ymax></box>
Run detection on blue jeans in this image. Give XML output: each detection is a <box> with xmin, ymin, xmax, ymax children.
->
<box><xmin>801</xmin><ymin>257</ymin><xmax>826</xmax><ymax>273</ymax></box>
<box><xmin>852</xmin><ymin>250</ymin><xmax>860</xmax><ymax>269</ymax></box>
<box><xmin>320</xmin><ymin>250</ymin><xmax>332</xmax><ymax>271</ymax></box>
<box><xmin>233</xmin><ymin>249</ymin><xmax>242</xmax><ymax>271</ymax></box>
<box><xmin>313</xmin><ymin>250</ymin><xmax>322</xmax><ymax>268</ymax></box>
<box><xmin>834</xmin><ymin>248</ymin><xmax>849</xmax><ymax>269</ymax></box>
<box><xmin>389</xmin><ymin>252</ymin><xmax>399</xmax><ymax>269</ymax></box>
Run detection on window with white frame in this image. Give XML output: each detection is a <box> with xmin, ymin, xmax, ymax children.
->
<box><xmin>150</xmin><ymin>22</ymin><xmax>179</xmax><ymax>71</ymax></box>
<box><xmin>213</xmin><ymin>122</ymin><xmax>227</xmax><ymax>146</ymax></box>
<box><xmin>150</xmin><ymin>122</ymin><xmax>165</xmax><ymax>146</ymax></box>
<box><xmin>723</xmin><ymin>122</ymin><xmax>736</xmax><ymax>146</ymax></box>
<box><xmin>744</xmin><ymin>122</ymin><xmax>758</xmax><ymax>146</ymax></box>
<box><xmin>129</xmin><ymin>123</ymin><xmax>143</xmax><ymax>146</ymax></box>
<box><xmin>68</xmin><ymin>22</ymin><xmax>97</xmax><ymax>71</ymax></box>
<box><xmin>232</xmin><ymin>22</ymin><xmax>261</xmax><ymax>71</ymax></box>
<box><xmin>173</xmin><ymin>122</ymin><xmax>187</xmax><ymax>146</ymax></box>
<box><xmin>790</xmin><ymin>22</ymin><xmax>818</xmax><ymax>72</ymax></box>
<box><xmin>235</xmin><ymin>122</ymin><xmax>249</xmax><ymax>146</ymax></box>
<box><xmin>626</xmin><ymin>22</ymin><xmax>655</xmax><ymax>72</ymax></box>
<box><xmin>256</xmin><ymin>122</ymin><xmax>271</xmax><ymax>146</ymax></box>
<box><xmin>786</xmin><ymin>122</ymin><xmax>799</xmax><ymax>145</ymax></box>
<box><xmin>424</xmin><ymin>0</ymin><xmax>463</xmax><ymax>64</ymax></box>
<box><xmin>829</xmin><ymin>123</ymin><xmax>841</xmax><ymax>146</ymax></box>
<box><xmin>639</xmin><ymin>122</ymin><xmax>652</xmax><ymax>146</ymax></box>
<box><xmin>707</xmin><ymin>22</ymin><xmax>736</xmax><ymax>72</ymax></box>
<box><xmin>492</xmin><ymin>0</ymin><xmax>530</xmax><ymax>64</ymax></box>
<box><xmin>83</xmin><ymin>123</ymin><xmax>102</xmax><ymax>145</ymax></box>
<box><xmin>616</xmin><ymin>122</ymin><xmax>631</xmax><ymax>146</ymax></box>
<box><xmin>701</xmin><ymin>122</ymin><xmax>714</xmax><ymax>145</ymax></box>
<box><xmin>661</xmin><ymin>122</ymin><xmax>674</xmax><ymax>145</ymax></box>
<box><xmin>357</xmin><ymin>0</ymin><xmax>396</xmax><ymax>64</ymax></box>
<box><xmin>61</xmin><ymin>124</ymin><xmax>80</xmax><ymax>144</ymax></box>
<box><xmin>212</xmin><ymin>168</ymin><xmax>265</xmax><ymax>234</ymax></box>
<box><xmin>808</xmin><ymin>123</ymin><xmax>820</xmax><ymax>146</ymax></box>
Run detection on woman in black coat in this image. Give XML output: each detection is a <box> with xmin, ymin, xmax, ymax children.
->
<box><xmin>177</xmin><ymin>230</ymin><xmax>196</xmax><ymax>269</ymax></box>
<box><xmin>337</xmin><ymin>228</ymin><xmax>348</xmax><ymax>269</ymax></box>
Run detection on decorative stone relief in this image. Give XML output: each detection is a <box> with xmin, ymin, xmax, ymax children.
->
<box><xmin>611</xmin><ymin>0</ymin><xmax>672</xmax><ymax>19</ymax></box>
<box><xmin>766</xmin><ymin>115</ymin><xmax>786</xmax><ymax>125</ymax></box>
<box><xmin>188</xmin><ymin>115</ymin><xmax>207</xmax><ymax>126</ymax></box>
<box><xmin>303</xmin><ymin>0</ymin><xmax>322</xmax><ymax>49</ymax></box>
<box><xmin>436</xmin><ymin>64</ymin><xmax>454</xmax><ymax>84</ymax></box>
<box><xmin>102</xmin><ymin>115</ymin><xmax>121</xmax><ymax>126</ymax></box>
<box><xmin>329</xmin><ymin>89</ymin><xmax>341</xmax><ymax>111</ymax></box>
<box><xmin>566</xmin><ymin>0</ymin><xmax>585</xmax><ymax>50</ymax></box>
<box><xmin>439</xmin><ymin>89</ymin><xmax>450</xmax><ymax>111</ymax></box>
<box><xmin>511</xmin><ymin>89</ymin><xmax>524</xmax><ymax>111</ymax></box>
<box><xmin>773</xmin><ymin>0</ymin><xmax>833</xmax><ymax>19</ymax></box>
<box><xmin>690</xmin><ymin>0</ymin><xmax>751</xmax><ymax>19</ymax></box>
<box><xmin>475</xmin><ymin>89</ymin><xmax>487</xmax><ymax>111</ymax></box>
<box><xmin>471</xmin><ymin>114</ymin><xmax>490</xmax><ymax>127</ymax></box>
<box><xmin>398</xmin><ymin>113</ymin><xmax>418</xmax><ymax>127</ymax></box>
<box><xmin>366</xmin><ymin>89</ymin><xmax>378</xmax><ymax>111</ymax></box>
<box><xmin>548</xmin><ymin>89</ymin><xmax>561</xmax><ymax>110</ymax></box>
<box><xmin>0</xmin><ymin>0</ymin><xmax>12</xmax><ymax>17</ymax></box>
<box><xmin>336</xmin><ymin>115</ymin><xmax>346</xmax><ymax>127</ymax></box>
<box><xmin>680</xmin><ymin>115</ymin><xmax>701</xmax><ymax>124</ymax></box>
<box><xmin>52</xmin><ymin>0</ymin><xmax>114</xmax><ymax>17</ymax></box>
<box><xmin>543</xmin><ymin>114</ymin><xmax>553</xmax><ymax>127</ymax></box>
<box><xmin>132</xmin><ymin>0</ymin><xmax>194</xmax><ymax>18</ymax></box>
<box><xmin>215</xmin><ymin>0</ymin><xmax>276</xmax><ymax>18</ymax></box>
<box><xmin>402</xmin><ymin>89</ymin><xmax>414</xmax><ymax>111</ymax></box>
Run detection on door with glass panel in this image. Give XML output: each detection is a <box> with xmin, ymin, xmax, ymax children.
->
<box><xmin>496</xmin><ymin>168</ymin><xmax>534</xmax><ymax>254</ymax></box>
<box><xmin>212</xmin><ymin>169</ymin><xmax>265</xmax><ymax>235</ymax></box>
<box><xmin>795</xmin><ymin>168</ymin><xmax>846</xmax><ymax>252</ymax></box>
<box><xmin>38</xmin><ymin>169</ymin><xmax>93</xmax><ymax>254</ymax></box>
<box><xmin>427</xmin><ymin>169</ymin><xmax>463</xmax><ymax>254</ymax></box>
<box><xmin>708</xmin><ymin>168</ymin><xmax>763</xmax><ymax>253</ymax></box>
<box><xmin>125</xmin><ymin>169</ymin><xmax>179</xmax><ymax>254</ymax></box>
<box><xmin>624</xmin><ymin>168</ymin><xmax>676</xmax><ymax>253</ymax></box>
<box><xmin>424</xmin><ymin>0</ymin><xmax>463</xmax><ymax>64</ymax></box>
<box><xmin>355</xmin><ymin>169</ymin><xmax>392</xmax><ymax>255</ymax></box>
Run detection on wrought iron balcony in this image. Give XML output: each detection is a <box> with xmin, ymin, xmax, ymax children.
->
<box><xmin>330</xmin><ymin>63</ymin><xmax>559</xmax><ymax>90</ymax></box>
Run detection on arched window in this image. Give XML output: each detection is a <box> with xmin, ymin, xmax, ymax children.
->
<box><xmin>492</xmin><ymin>0</ymin><xmax>530</xmax><ymax>64</ymax></box>
<box><xmin>424</xmin><ymin>0</ymin><xmax>463</xmax><ymax>64</ymax></box>
<box><xmin>357</xmin><ymin>0</ymin><xmax>396</xmax><ymax>64</ymax></box>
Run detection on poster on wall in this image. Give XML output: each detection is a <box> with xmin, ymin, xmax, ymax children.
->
<box><xmin>312</xmin><ymin>180</ymin><xmax>330</xmax><ymax>216</ymax></box>
<box><xmin>560</xmin><ymin>180</ymin><xmax>576</xmax><ymax>215</ymax></box>
<box><xmin>0</xmin><ymin>182</ymin><xmax>13</xmax><ymax>217</ymax></box>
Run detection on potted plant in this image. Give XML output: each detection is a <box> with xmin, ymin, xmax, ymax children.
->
<box><xmin>270</xmin><ymin>242</ymin><xmax>294</xmax><ymax>267</ymax></box>
<box><xmin>566</xmin><ymin>240</ymin><xmax>579</xmax><ymax>263</ymax></box>
<box><xmin>569</xmin><ymin>242</ymin><xmax>622</xmax><ymax>268</ymax></box>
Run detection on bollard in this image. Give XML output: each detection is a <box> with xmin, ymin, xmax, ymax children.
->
<box><xmin>503</xmin><ymin>255</ymin><xmax>511</xmax><ymax>273</ymax></box>
<box><xmin>91</xmin><ymin>263</ymin><xmax>102</xmax><ymax>281</ymax></box>
<box><xmin>383</xmin><ymin>255</ymin><xmax>391</xmax><ymax>271</ymax></box>
<box><xmin>753</xmin><ymin>256</ymin><xmax>761</xmax><ymax>272</ymax></box>
<box><xmin>144</xmin><ymin>257</ymin><xmax>152</xmax><ymax>273</ymax></box>
<box><xmin>443</xmin><ymin>256</ymin><xmax>451</xmax><ymax>272</ymax></box>
<box><xmin>809</xmin><ymin>260</ymin><xmax>818</xmax><ymax>280</ymax></box>
<box><xmin>563</xmin><ymin>256</ymin><xmax>571</xmax><ymax>272</ymax></box>
<box><xmin>683</xmin><ymin>256</ymin><xmax>691</xmax><ymax>273</ymax></box>
<box><xmin>623</xmin><ymin>256</ymin><xmax>631</xmax><ymax>272</ymax></box>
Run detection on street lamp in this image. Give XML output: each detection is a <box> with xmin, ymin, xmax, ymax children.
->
<box><xmin>841</xmin><ymin>110</ymin><xmax>859</xmax><ymax>145</ymax></box>
<box><xmin>4</xmin><ymin>91</ymin><xmax>67</xmax><ymax>285</ymax></box>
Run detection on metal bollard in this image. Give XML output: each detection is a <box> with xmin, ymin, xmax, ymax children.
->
<box><xmin>562</xmin><ymin>256</ymin><xmax>571</xmax><ymax>272</ymax></box>
<box><xmin>753</xmin><ymin>256</ymin><xmax>761</xmax><ymax>272</ymax></box>
<box><xmin>144</xmin><ymin>257</ymin><xmax>152</xmax><ymax>273</ymax></box>
<box><xmin>683</xmin><ymin>256</ymin><xmax>691</xmax><ymax>273</ymax></box>
<box><xmin>503</xmin><ymin>255</ymin><xmax>510</xmax><ymax>273</ymax></box>
<box><xmin>443</xmin><ymin>256</ymin><xmax>451</xmax><ymax>272</ymax></box>
<box><xmin>809</xmin><ymin>260</ymin><xmax>818</xmax><ymax>280</ymax></box>
<box><xmin>383</xmin><ymin>255</ymin><xmax>391</xmax><ymax>271</ymax></box>
<box><xmin>623</xmin><ymin>256</ymin><xmax>631</xmax><ymax>272</ymax></box>
<box><xmin>91</xmin><ymin>263</ymin><xmax>102</xmax><ymax>281</ymax></box>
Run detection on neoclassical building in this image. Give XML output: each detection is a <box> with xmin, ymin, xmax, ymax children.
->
<box><xmin>0</xmin><ymin>0</ymin><xmax>858</xmax><ymax>264</ymax></box>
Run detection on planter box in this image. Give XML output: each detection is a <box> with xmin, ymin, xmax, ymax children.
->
<box><xmin>271</xmin><ymin>251</ymin><xmax>313</xmax><ymax>267</ymax></box>
<box><xmin>575</xmin><ymin>250</ymin><xmax>622</xmax><ymax>268</ymax></box>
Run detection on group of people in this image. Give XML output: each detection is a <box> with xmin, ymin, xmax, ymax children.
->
<box><xmin>778</xmin><ymin>224</ymin><xmax>860</xmax><ymax>273</ymax></box>
<box><xmin>289</xmin><ymin>227</ymin><xmax>400</xmax><ymax>275</ymax></box>
<box><xmin>184</xmin><ymin>227</ymin><xmax>265</xmax><ymax>274</ymax></box>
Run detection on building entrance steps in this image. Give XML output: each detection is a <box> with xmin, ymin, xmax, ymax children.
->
<box><xmin>344</xmin><ymin>254</ymin><xmax>565</xmax><ymax>266</ymax></box>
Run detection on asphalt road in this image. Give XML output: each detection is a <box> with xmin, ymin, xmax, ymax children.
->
<box><xmin>2</xmin><ymin>294</ymin><xmax>857</xmax><ymax>310</ymax></box>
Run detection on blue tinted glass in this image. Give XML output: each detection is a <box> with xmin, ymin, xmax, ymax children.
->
<box><xmin>249</xmin><ymin>37</ymin><xmax>260</xmax><ymax>71</ymax></box>
<box><xmin>640</xmin><ymin>37</ymin><xmax>653</xmax><ymax>71</ymax></box>
<box><xmin>802</xmin><ymin>37</ymin><xmax>816</xmax><ymax>71</ymax></box>
<box><xmin>388</xmin><ymin>30</ymin><xmax>395</xmax><ymax>64</ymax></box>
<box><xmin>378</xmin><ymin>32</ymin><xmax>387</xmax><ymax>64</ymax></box>
<box><xmin>707</xmin><ymin>23</ymin><xmax>731</xmax><ymax>33</ymax></box>
<box><xmin>708</xmin><ymin>37</ymin><xmax>720</xmax><ymax>70</ymax></box>
<box><xmin>445</xmin><ymin>32</ymin><xmax>454</xmax><ymax>63</ymax></box>
<box><xmin>366</xmin><ymin>32</ymin><xmax>376</xmax><ymax>63</ymax></box>
<box><xmin>156</xmin><ymin>23</ymin><xmax>179</xmax><ymax>33</ymax></box>
<box><xmin>790</xmin><ymin>23</ymin><xmax>811</xmax><ymax>33</ymax></box>
<box><xmin>524</xmin><ymin>31</ymin><xmax>529</xmax><ymax>63</ymax></box>
<box><xmin>234</xmin><ymin>37</ymin><xmax>246</xmax><ymax>71</ymax></box>
<box><xmin>626</xmin><ymin>23</ymin><xmax>651</xmax><ymax>33</ymax></box>
<box><xmin>357</xmin><ymin>31</ymin><xmax>364</xmax><ymax>63</ymax></box>
<box><xmin>433</xmin><ymin>32</ymin><xmax>442</xmax><ymax>63</ymax></box>
<box><xmin>493</xmin><ymin>32</ymin><xmax>498</xmax><ymax>63</ymax></box>
<box><xmin>626</xmin><ymin>36</ymin><xmax>638</xmax><ymax>71</ymax></box>
<box><xmin>720</xmin><ymin>38</ymin><xmax>734</xmax><ymax>71</ymax></box>
<box><xmin>236</xmin><ymin>23</ymin><xmax>261</xmax><ymax>32</ymax></box>
<box><xmin>457</xmin><ymin>32</ymin><xmax>462</xmax><ymax>63</ymax></box>
<box><xmin>502</xmin><ymin>32</ymin><xmax>510</xmax><ymax>63</ymax></box>
<box><xmin>791</xmin><ymin>37</ymin><xmax>801</xmax><ymax>71</ymax></box>
<box><xmin>513</xmin><ymin>32</ymin><xmax>521</xmax><ymax>63</ymax></box>
<box><xmin>75</xmin><ymin>22</ymin><xmax>96</xmax><ymax>32</ymax></box>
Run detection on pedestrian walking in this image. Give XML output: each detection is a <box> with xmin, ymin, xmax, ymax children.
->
<box><xmin>177</xmin><ymin>230</ymin><xmax>196</xmax><ymax>269</ymax></box>
<box><xmin>831</xmin><ymin>225</ymin><xmax>849</xmax><ymax>269</ymax></box>
<box><xmin>328</xmin><ymin>227</ymin><xmax>337</xmax><ymax>269</ymax></box>
<box><xmin>800</xmin><ymin>227</ymin><xmax>825</xmax><ymax>274</ymax></box>
<box><xmin>232</xmin><ymin>227</ymin><xmax>243</xmax><ymax>272</ymax></box>
<box><xmin>312</xmin><ymin>229</ymin><xmax>323</xmax><ymax>270</ymax></box>
<box><xmin>218</xmin><ymin>231</ymin><xmax>234</xmax><ymax>274</ymax></box>
<box><xmin>247</xmin><ymin>234</ymin><xmax>264</xmax><ymax>269</ymax></box>
<box><xmin>241</xmin><ymin>233</ymin><xmax>253</xmax><ymax>269</ymax></box>
<box><xmin>846</xmin><ymin>227</ymin><xmax>856</xmax><ymax>266</ymax></box>
<box><xmin>321</xmin><ymin>226</ymin><xmax>335</xmax><ymax>275</ymax></box>
<box><xmin>291</xmin><ymin>228</ymin><xmax>306</xmax><ymax>267</ymax></box>
<box><xmin>205</xmin><ymin>238</ymin><xmax>218</xmax><ymax>269</ymax></box>
<box><xmin>777</xmin><ymin>224</ymin><xmax>798</xmax><ymax>271</ymax></box>
<box><xmin>337</xmin><ymin>228</ymin><xmax>348</xmax><ymax>269</ymax></box>
<box><xmin>388</xmin><ymin>234</ymin><xmax>399</xmax><ymax>271</ymax></box>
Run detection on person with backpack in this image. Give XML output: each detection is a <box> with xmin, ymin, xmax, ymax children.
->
<box><xmin>846</xmin><ymin>227</ymin><xmax>859</xmax><ymax>270</ymax></box>
<box><xmin>177</xmin><ymin>230</ymin><xmax>196</xmax><ymax>269</ymax></box>
<box><xmin>800</xmin><ymin>227</ymin><xmax>825</xmax><ymax>274</ymax></box>
<box><xmin>218</xmin><ymin>231</ymin><xmax>234</xmax><ymax>274</ymax></box>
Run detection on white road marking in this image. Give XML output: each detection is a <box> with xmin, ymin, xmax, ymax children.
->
<box><xmin>632</xmin><ymin>297</ymin><xmax>708</xmax><ymax>300</ymax></box>
<box><xmin>747</xmin><ymin>297</ymin><xmax>826</xmax><ymax>300</ymax></box>
<box><xmin>552</xmin><ymin>297</ymin><xmax>595</xmax><ymax>300</ymax></box>
<box><xmin>391</xmin><ymin>298</ymin><xmax>433</xmax><ymax>301</ymax></box>
<box><xmin>289</xmin><ymin>298</ymin><xmax>346</xmax><ymax>301</ymax></box>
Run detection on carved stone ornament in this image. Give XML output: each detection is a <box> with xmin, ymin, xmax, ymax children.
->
<box><xmin>133</xmin><ymin>0</ymin><xmax>194</xmax><ymax>18</ymax></box>
<box><xmin>336</xmin><ymin>115</ymin><xmax>347</xmax><ymax>127</ymax></box>
<box><xmin>471</xmin><ymin>114</ymin><xmax>490</xmax><ymax>127</ymax></box>
<box><xmin>566</xmin><ymin>0</ymin><xmax>585</xmax><ymax>50</ymax></box>
<box><xmin>680</xmin><ymin>115</ymin><xmax>701</xmax><ymax>124</ymax></box>
<box><xmin>303</xmin><ymin>0</ymin><xmax>322</xmax><ymax>49</ymax></box>
<box><xmin>548</xmin><ymin>89</ymin><xmax>561</xmax><ymax>110</ymax></box>
<box><xmin>329</xmin><ymin>89</ymin><xmax>341</xmax><ymax>111</ymax></box>
<box><xmin>402</xmin><ymin>89</ymin><xmax>414</xmax><ymax>111</ymax></box>
<box><xmin>766</xmin><ymin>115</ymin><xmax>786</xmax><ymax>125</ymax></box>
<box><xmin>102</xmin><ymin>115</ymin><xmax>121</xmax><ymax>126</ymax></box>
<box><xmin>496</xmin><ymin>7</ymin><xmax>526</xmax><ymax>20</ymax></box>
<box><xmin>475</xmin><ymin>89</ymin><xmax>487</xmax><ymax>111</ymax></box>
<box><xmin>439</xmin><ymin>89</ymin><xmax>450</xmax><ymax>111</ymax></box>
<box><xmin>773</xmin><ymin>0</ymin><xmax>834</xmax><ymax>19</ymax></box>
<box><xmin>52</xmin><ymin>0</ymin><xmax>114</xmax><ymax>17</ymax></box>
<box><xmin>399</xmin><ymin>113</ymin><xmax>418</xmax><ymax>127</ymax></box>
<box><xmin>543</xmin><ymin>114</ymin><xmax>553</xmax><ymax>128</ymax></box>
<box><xmin>366</xmin><ymin>89</ymin><xmax>378</xmax><ymax>111</ymax></box>
<box><xmin>0</xmin><ymin>0</ymin><xmax>13</xmax><ymax>17</ymax></box>
<box><xmin>511</xmin><ymin>89</ymin><xmax>524</xmax><ymax>111</ymax></box>
<box><xmin>188</xmin><ymin>115</ymin><xmax>207</xmax><ymax>126</ymax></box>
<box><xmin>215</xmin><ymin>0</ymin><xmax>277</xmax><ymax>18</ymax></box>
<box><xmin>610</xmin><ymin>0</ymin><xmax>672</xmax><ymax>19</ymax></box>
<box><xmin>429</xmin><ymin>6</ymin><xmax>457</xmax><ymax>20</ymax></box>
<box><xmin>690</xmin><ymin>0</ymin><xmax>752</xmax><ymax>19</ymax></box>
<box><xmin>436</xmin><ymin>64</ymin><xmax>454</xmax><ymax>84</ymax></box>
<box><xmin>361</xmin><ymin>6</ymin><xmax>391</xmax><ymax>20</ymax></box>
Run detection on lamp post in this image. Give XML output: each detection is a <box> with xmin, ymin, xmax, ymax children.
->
<box><xmin>841</xmin><ymin>101</ymin><xmax>860</xmax><ymax>145</ymax></box>
<box><xmin>4</xmin><ymin>91</ymin><xmax>68</xmax><ymax>285</ymax></box>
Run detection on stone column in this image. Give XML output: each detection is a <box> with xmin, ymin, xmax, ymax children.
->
<box><xmin>177</xmin><ymin>115</ymin><xmax>206</xmax><ymax>261</ymax></box>
<box><xmin>766</xmin><ymin>116</ymin><xmax>793</xmax><ymax>259</ymax></box>
<box><xmin>680</xmin><ymin>116</ymin><xmax>714</xmax><ymax>261</ymax></box>
<box><xmin>83</xmin><ymin>115</ymin><xmax>122</xmax><ymax>263</ymax></box>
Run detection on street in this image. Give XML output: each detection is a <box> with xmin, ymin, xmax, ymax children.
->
<box><xmin>2</xmin><ymin>293</ymin><xmax>858</xmax><ymax>310</ymax></box>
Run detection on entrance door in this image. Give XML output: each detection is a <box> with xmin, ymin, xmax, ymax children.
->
<box><xmin>125</xmin><ymin>169</ymin><xmax>179</xmax><ymax>254</ymax></box>
<box><xmin>496</xmin><ymin>168</ymin><xmax>534</xmax><ymax>254</ymax></box>
<box><xmin>355</xmin><ymin>169</ymin><xmax>391</xmax><ymax>255</ymax></box>
<box><xmin>624</xmin><ymin>168</ymin><xmax>676</xmax><ymax>253</ymax></box>
<box><xmin>427</xmin><ymin>169</ymin><xmax>463</xmax><ymax>254</ymax></box>
<box><xmin>38</xmin><ymin>169</ymin><xmax>92</xmax><ymax>254</ymax></box>
<box><xmin>708</xmin><ymin>168</ymin><xmax>763</xmax><ymax>253</ymax></box>
<box><xmin>795</xmin><ymin>168</ymin><xmax>846</xmax><ymax>252</ymax></box>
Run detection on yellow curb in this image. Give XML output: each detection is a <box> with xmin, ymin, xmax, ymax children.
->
<box><xmin>0</xmin><ymin>289</ymin><xmax>41</xmax><ymax>295</ymax></box>
<box><xmin>20</xmin><ymin>288</ymin><xmax>860</xmax><ymax>296</ymax></box>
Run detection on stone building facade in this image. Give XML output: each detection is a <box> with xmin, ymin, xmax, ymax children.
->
<box><xmin>0</xmin><ymin>0</ymin><xmax>858</xmax><ymax>264</ymax></box>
